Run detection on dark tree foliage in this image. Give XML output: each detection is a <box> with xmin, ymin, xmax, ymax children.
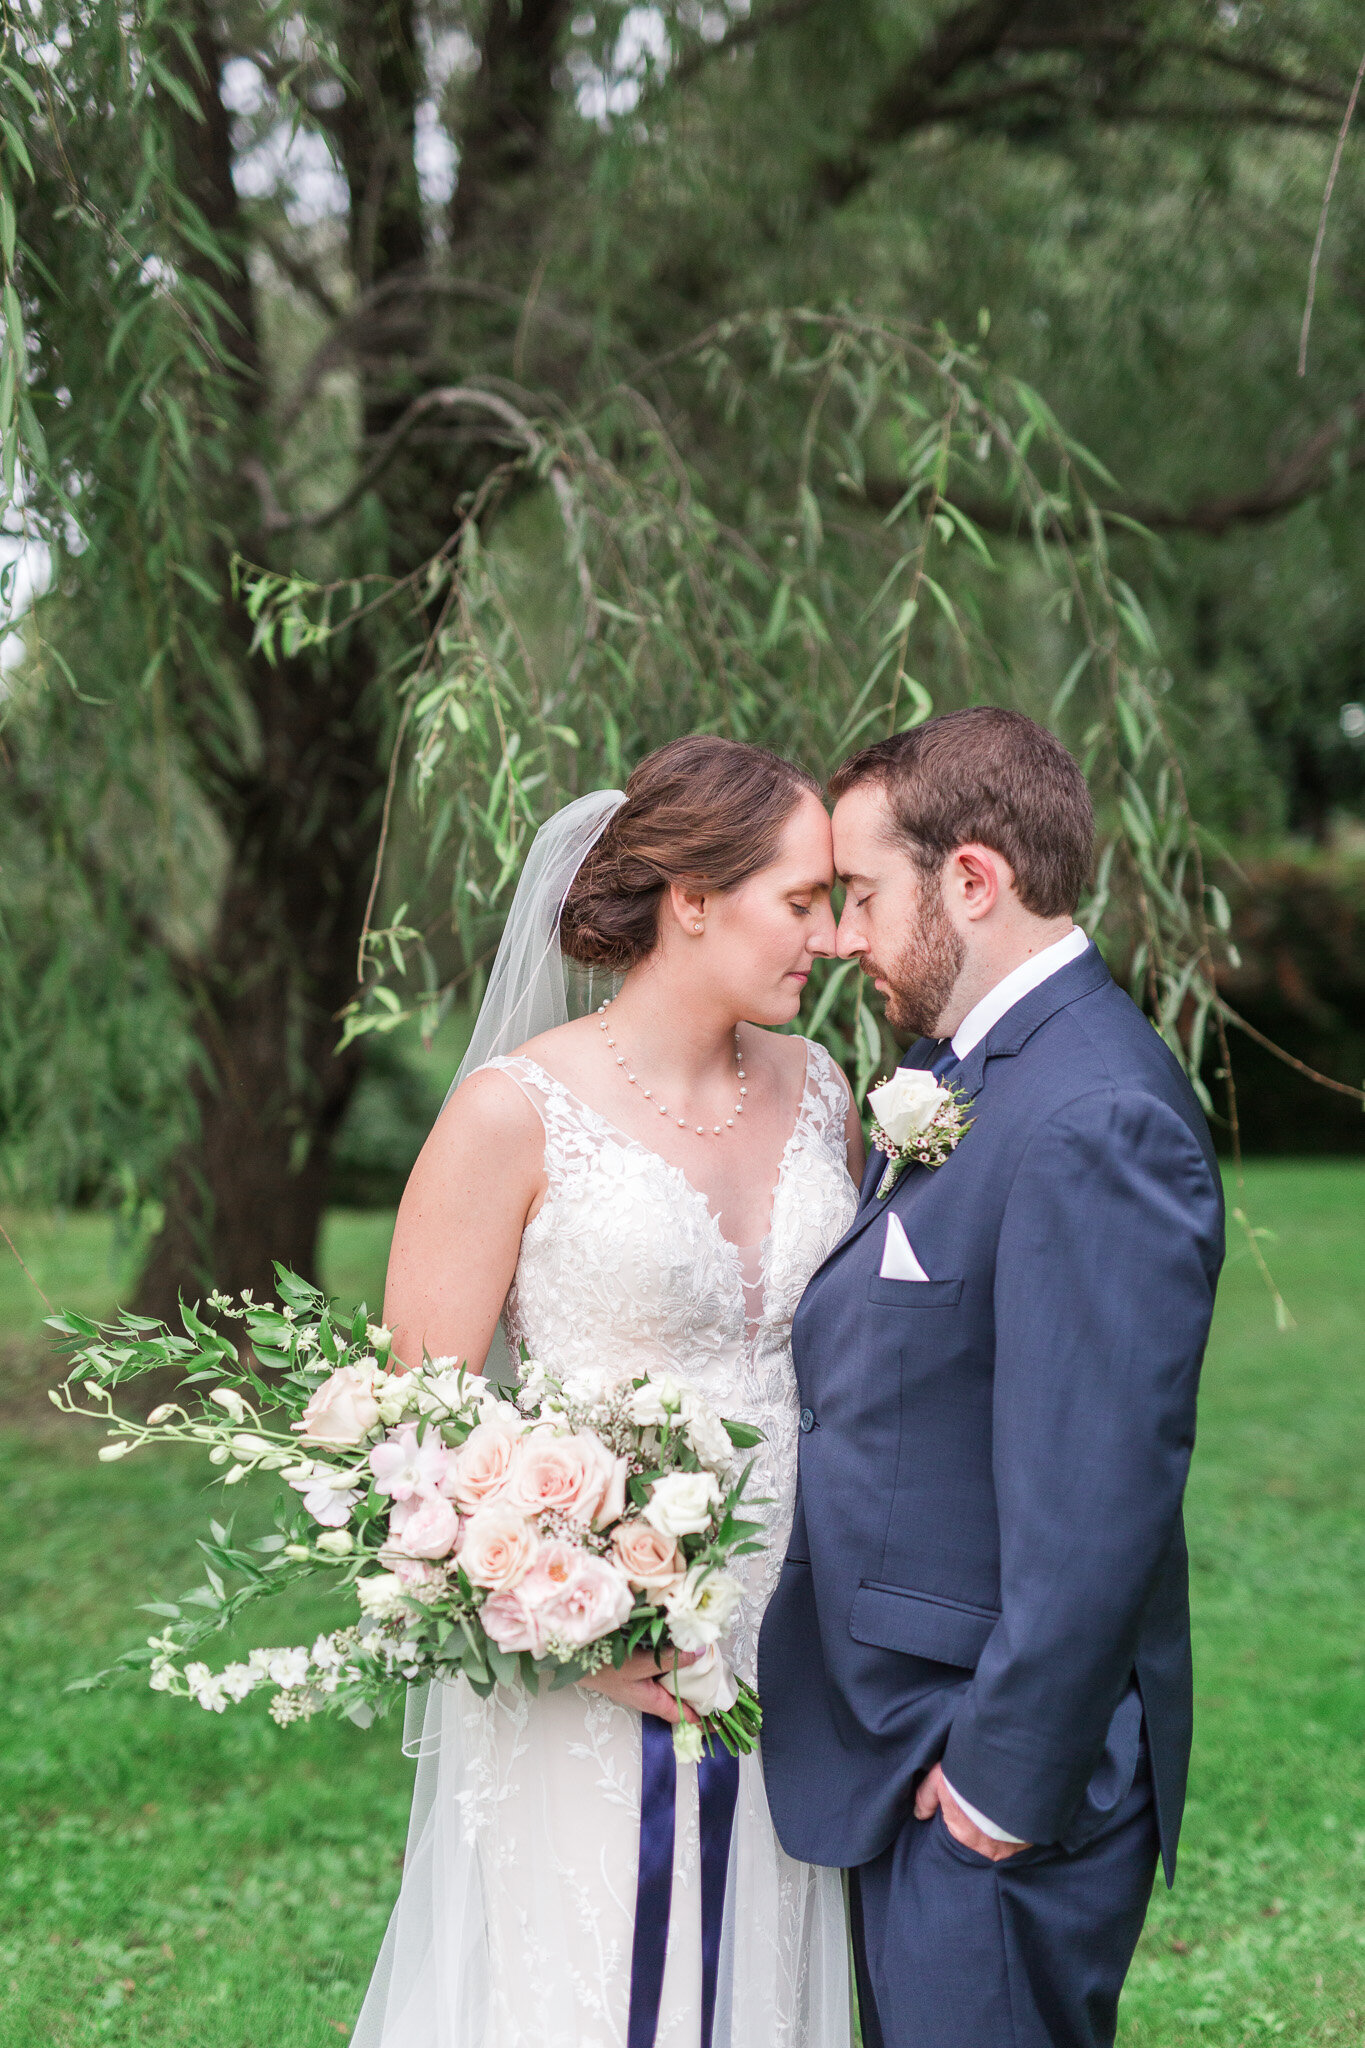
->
<box><xmin>1</xmin><ymin>0</ymin><xmax>1363</xmax><ymax>1309</ymax></box>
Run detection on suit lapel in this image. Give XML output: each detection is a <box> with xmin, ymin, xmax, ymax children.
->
<box><xmin>823</xmin><ymin>942</ymin><xmax>1114</xmax><ymax>1270</ymax></box>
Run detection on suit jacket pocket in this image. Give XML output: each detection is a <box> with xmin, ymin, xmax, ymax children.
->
<box><xmin>849</xmin><ymin>1581</ymin><xmax>999</xmax><ymax>1669</ymax></box>
<box><xmin>866</xmin><ymin>1276</ymin><xmax>963</xmax><ymax>1308</ymax></box>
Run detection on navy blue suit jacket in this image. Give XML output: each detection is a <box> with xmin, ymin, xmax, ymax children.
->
<box><xmin>758</xmin><ymin>944</ymin><xmax>1224</xmax><ymax>1883</ymax></box>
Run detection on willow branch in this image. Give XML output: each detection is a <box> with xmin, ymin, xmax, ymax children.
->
<box><xmin>243</xmin><ymin>386</ymin><xmax>549</xmax><ymax>534</ymax></box>
<box><xmin>860</xmin><ymin>392</ymin><xmax>1365</xmax><ymax>538</ymax></box>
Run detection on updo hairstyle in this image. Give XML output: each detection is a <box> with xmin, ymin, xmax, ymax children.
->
<box><xmin>559</xmin><ymin>736</ymin><xmax>822</xmax><ymax>973</ymax></box>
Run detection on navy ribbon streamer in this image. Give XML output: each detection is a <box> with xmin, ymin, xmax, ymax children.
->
<box><xmin>628</xmin><ymin>1715</ymin><xmax>740</xmax><ymax>2048</ymax></box>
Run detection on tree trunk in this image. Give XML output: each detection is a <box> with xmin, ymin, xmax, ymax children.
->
<box><xmin>134</xmin><ymin>644</ymin><xmax>387</xmax><ymax>1319</ymax></box>
<box><xmin>134</xmin><ymin>0</ymin><xmax>575</xmax><ymax>1316</ymax></box>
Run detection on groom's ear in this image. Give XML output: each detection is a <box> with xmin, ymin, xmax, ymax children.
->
<box><xmin>945</xmin><ymin>843</ymin><xmax>1013</xmax><ymax>924</ymax></box>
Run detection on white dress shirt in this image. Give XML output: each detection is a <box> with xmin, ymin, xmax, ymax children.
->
<box><xmin>940</xmin><ymin>921</ymin><xmax>1089</xmax><ymax>1844</ymax></box>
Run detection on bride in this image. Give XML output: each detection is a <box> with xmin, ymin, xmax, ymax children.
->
<box><xmin>353</xmin><ymin>735</ymin><xmax>864</xmax><ymax>2048</ymax></box>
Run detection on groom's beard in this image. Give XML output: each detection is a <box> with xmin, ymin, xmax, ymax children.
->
<box><xmin>877</xmin><ymin>878</ymin><xmax>966</xmax><ymax>1039</ymax></box>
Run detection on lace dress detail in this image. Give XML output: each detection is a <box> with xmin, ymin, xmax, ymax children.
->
<box><xmin>353</xmin><ymin>1039</ymin><xmax>858</xmax><ymax>2048</ymax></box>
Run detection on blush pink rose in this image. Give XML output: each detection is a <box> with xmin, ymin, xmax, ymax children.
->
<box><xmin>448</xmin><ymin>1419</ymin><xmax>522</xmax><ymax>1513</ymax></box>
<box><xmin>508</xmin><ymin>1433</ymin><xmax>627</xmax><ymax>1528</ymax></box>
<box><xmin>520</xmin><ymin>1546</ymin><xmax>634</xmax><ymax>1648</ymax></box>
<box><xmin>294</xmin><ymin>1365</ymin><xmax>382</xmax><ymax>1447</ymax></box>
<box><xmin>458</xmin><ymin>1504</ymin><xmax>537</xmax><ymax>1591</ymax></box>
<box><xmin>610</xmin><ymin>1519</ymin><xmax>684</xmax><ymax>1593</ymax></box>
<box><xmin>479</xmin><ymin>1589</ymin><xmax>545</xmax><ymax>1657</ymax></box>
<box><xmin>386</xmin><ymin>1491</ymin><xmax>461</xmax><ymax>1559</ymax></box>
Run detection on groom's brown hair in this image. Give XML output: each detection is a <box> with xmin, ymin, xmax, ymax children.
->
<box><xmin>829</xmin><ymin>707</ymin><xmax>1094</xmax><ymax>917</ymax></box>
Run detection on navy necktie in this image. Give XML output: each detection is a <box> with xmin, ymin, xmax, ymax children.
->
<box><xmin>927</xmin><ymin>1039</ymin><xmax>959</xmax><ymax>1082</ymax></box>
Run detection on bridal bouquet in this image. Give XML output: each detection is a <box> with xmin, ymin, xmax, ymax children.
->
<box><xmin>51</xmin><ymin>1271</ymin><xmax>766</xmax><ymax>1761</ymax></box>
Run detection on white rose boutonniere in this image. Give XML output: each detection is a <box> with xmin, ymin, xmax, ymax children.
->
<box><xmin>867</xmin><ymin>1068</ymin><xmax>974</xmax><ymax>1198</ymax></box>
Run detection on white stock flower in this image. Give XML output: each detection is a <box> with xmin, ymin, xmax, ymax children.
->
<box><xmin>867</xmin><ymin>1069</ymin><xmax>947</xmax><ymax>1149</ymax></box>
<box><xmin>641</xmin><ymin>1470</ymin><xmax>721</xmax><ymax>1539</ymax></box>
<box><xmin>148</xmin><ymin>1662</ymin><xmax>177</xmax><ymax>1693</ymax></box>
<box><xmin>310</xmin><ymin>1634</ymin><xmax>347</xmax><ymax>1671</ymax></box>
<box><xmin>184</xmin><ymin>1662</ymin><xmax>228</xmax><ymax>1712</ymax></box>
<box><xmin>516</xmin><ymin>1360</ymin><xmax>551</xmax><ymax>1411</ymax></box>
<box><xmin>663</xmin><ymin>1566</ymin><xmax>742</xmax><ymax>1652</ymax></box>
<box><xmin>266</xmin><ymin>1646</ymin><xmax>311</xmax><ymax>1689</ymax></box>
<box><xmin>219</xmin><ymin>1663</ymin><xmax>256</xmax><ymax>1703</ymax></box>
<box><xmin>355</xmin><ymin>1572</ymin><xmax>410</xmax><ymax>1622</ymax></box>
<box><xmin>680</xmin><ymin>1394</ymin><xmax>735</xmax><ymax>1474</ymax></box>
<box><xmin>376</xmin><ymin>1379</ymin><xmax>417</xmax><ymax>1427</ymax></box>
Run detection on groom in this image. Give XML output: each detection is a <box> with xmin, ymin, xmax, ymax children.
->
<box><xmin>759</xmin><ymin>708</ymin><xmax>1225</xmax><ymax>2048</ymax></box>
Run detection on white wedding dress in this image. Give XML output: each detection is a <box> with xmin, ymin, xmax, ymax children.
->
<box><xmin>353</xmin><ymin>1037</ymin><xmax>858</xmax><ymax>2048</ymax></box>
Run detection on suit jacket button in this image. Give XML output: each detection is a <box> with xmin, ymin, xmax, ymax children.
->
<box><xmin>799</xmin><ymin>1407</ymin><xmax>815</xmax><ymax>1433</ymax></box>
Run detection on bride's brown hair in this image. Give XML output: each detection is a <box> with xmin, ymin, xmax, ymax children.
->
<box><xmin>559</xmin><ymin>736</ymin><xmax>822</xmax><ymax>973</ymax></box>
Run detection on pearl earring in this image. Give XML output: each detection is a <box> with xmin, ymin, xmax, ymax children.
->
<box><xmin>693</xmin><ymin>922</ymin><xmax>703</xmax><ymax>933</ymax></box>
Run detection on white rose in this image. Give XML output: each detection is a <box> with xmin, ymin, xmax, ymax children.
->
<box><xmin>642</xmin><ymin>1471</ymin><xmax>721</xmax><ymax>1540</ymax></box>
<box><xmin>293</xmin><ymin>1366</ymin><xmax>382</xmax><ymax>1447</ymax></box>
<box><xmin>867</xmin><ymin>1069</ymin><xmax>947</xmax><ymax>1148</ymax></box>
<box><xmin>668</xmin><ymin>1642</ymin><xmax>739</xmax><ymax>1716</ymax></box>
<box><xmin>663</xmin><ymin>1565</ymin><xmax>742</xmax><ymax>1651</ymax></box>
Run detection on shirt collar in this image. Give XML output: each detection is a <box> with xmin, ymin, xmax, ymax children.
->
<box><xmin>949</xmin><ymin>925</ymin><xmax>1090</xmax><ymax>1061</ymax></box>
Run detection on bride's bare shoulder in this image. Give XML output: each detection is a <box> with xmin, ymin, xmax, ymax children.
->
<box><xmin>508</xmin><ymin>1014</ymin><xmax>603</xmax><ymax>1090</ymax></box>
<box><xmin>740</xmin><ymin>1023</ymin><xmax>817</xmax><ymax>1088</ymax></box>
<box><xmin>428</xmin><ymin>1059</ymin><xmax>543</xmax><ymax>1157</ymax></box>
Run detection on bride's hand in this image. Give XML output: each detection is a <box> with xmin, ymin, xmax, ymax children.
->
<box><xmin>579</xmin><ymin>1647</ymin><xmax>702</xmax><ymax>1724</ymax></box>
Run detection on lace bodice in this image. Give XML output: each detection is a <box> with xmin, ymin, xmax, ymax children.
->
<box><xmin>479</xmin><ymin>1038</ymin><xmax>859</xmax><ymax>1682</ymax></box>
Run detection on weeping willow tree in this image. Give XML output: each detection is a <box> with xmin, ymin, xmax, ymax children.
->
<box><xmin>2</xmin><ymin>0</ymin><xmax>1362</xmax><ymax>1313</ymax></box>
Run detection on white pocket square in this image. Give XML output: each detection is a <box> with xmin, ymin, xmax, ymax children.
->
<box><xmin>879</xmin><ymin>1212</ymin><xmax>930</xmax><ymax>1281</ymax></box>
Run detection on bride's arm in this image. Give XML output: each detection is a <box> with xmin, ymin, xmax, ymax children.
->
<box><xmin>382</xmin><ymin>1068</ymin><xmax>547</xmax><ymax>1374</ymax></box>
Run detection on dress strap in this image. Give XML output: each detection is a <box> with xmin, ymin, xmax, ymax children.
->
<box><xmin>475</xmin><ymin>1055</ymin><xmax>609</xmax><ymax>1183</ymax></box>
<box><xmin>799</xmin><ymin>1037</ymin><xmax>857</xmax><ymax>1154</ymax></box>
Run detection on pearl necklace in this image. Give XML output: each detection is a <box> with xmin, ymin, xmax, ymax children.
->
<box><xmin>596</xmin><ymin>998</ymin><xmax>747</xmax><ymax>1136</ymax></box>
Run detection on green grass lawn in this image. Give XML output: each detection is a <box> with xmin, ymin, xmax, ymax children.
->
<box><xmin>1</xmin><ymin>1166</ymin><xmax>1362</xmax><ymax>2045</ymax></box>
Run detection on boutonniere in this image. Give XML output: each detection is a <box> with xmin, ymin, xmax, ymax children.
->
<box><xmin>867</xmin><ymin>1070</ymin><xmax>975</xmax><ymax>1199</ymax></box>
